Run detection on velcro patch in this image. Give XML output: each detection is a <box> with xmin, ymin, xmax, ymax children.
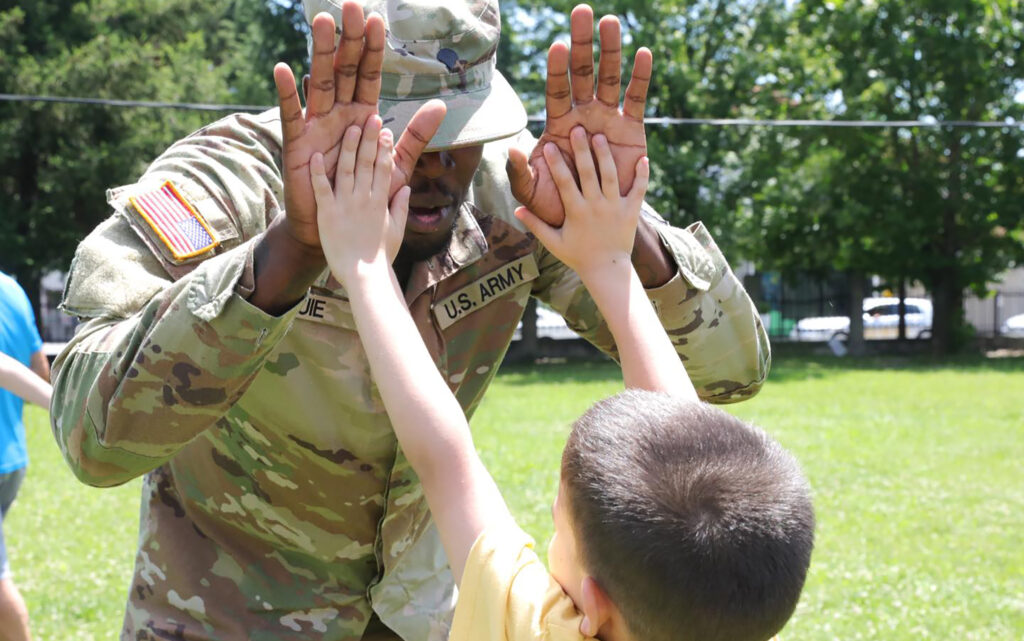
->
<box><xmin>129</xmin><ymin>181</ymin><xmax>219</xmax><ymax>261</ymax></box>
<box><xmin>434</xmin><ymin>255</ymin><xmax>539</xmax><ymax>330</ymax></box>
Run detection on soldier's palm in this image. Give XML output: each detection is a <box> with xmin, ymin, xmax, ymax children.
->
<box><xmin>526</xmin><ymin>104</ymin><xmax>646</xmax><ymax>226</ymax></box>
<box><xmin>283</xmin><ymin>105</ymin><xmax>379</xmax><ymax>248</ymax></box>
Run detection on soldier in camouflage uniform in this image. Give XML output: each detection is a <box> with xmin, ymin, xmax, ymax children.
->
<box><xmin>51</xmin><ymin>1</ymin><xmax>770</xmax><ymax>640</ymax></box>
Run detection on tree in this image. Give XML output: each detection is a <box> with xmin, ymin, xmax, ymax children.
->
<box><xmin>502</xmin><ymin>1</ymin><xmax>1024</xmax><ymax>354</ymax></box>
<box><xmin>745</xmin><ymin>0</ymin><xmax>1024</xmax><ymax>353</ymax></box>
<box><xmin>500</xmin><ymin>0</ymin><xmax>846</xmax><ymax>346</ymax></box>
<box><xmin>501</xmin><ymin>0</ymin><xmax>811</xmax><ymax>258</ymax></box>
<box><xmin>0</xmin><ymin>0</ymin><xmax>306</xmax><ymax>325</ymax></box>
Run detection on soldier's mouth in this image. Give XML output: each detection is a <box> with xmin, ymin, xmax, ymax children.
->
<box><xmin>407</xmin><ymin>204</ymin><xmax>454</xmax><ymax>234</ymax></box>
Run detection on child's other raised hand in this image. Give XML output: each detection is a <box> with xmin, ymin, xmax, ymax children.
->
<box><xmin>513</xmin><ymin>125</ymin><xmax>648</xmax><ymax>280</ymax></box>
<box><xmin>311</xmin><ymin>114</ymin><xmax>410</xmax><ymax>284</ymax></box>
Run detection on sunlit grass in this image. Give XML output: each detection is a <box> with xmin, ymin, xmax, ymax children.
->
<box><xmin>10</xmin><ymin>354</ymin><xmax>1023</xmax><ymax>639</ymax></box>
<box><xmin>12</xmin><ymin>407</ymin><xmax>140</xmax><ymax>639</ymax></box>
<box><xmin>474</xmin><ymin>355</ymin><xmax>1024</xmax><ymax>641</ymax></box>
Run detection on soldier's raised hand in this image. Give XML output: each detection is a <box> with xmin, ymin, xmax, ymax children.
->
<box><xmin>515</xmin><ymin>126</ymin><xmax>648</xmax><ymax>277</ymax></box>
<box><xmin>506</xmin><ymin>4</ymin><xmax>651</xmax><ymax>227</ymax></box>
<box><xmin>273</xmin><ymin>2</ymin><xmax>445</xmax><ymax>251</ymax></box>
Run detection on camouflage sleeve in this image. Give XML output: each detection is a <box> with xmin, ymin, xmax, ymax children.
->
<box><xmin>475</xmin><ymin>131</ymin><xmax>770</xmax><ymax>404</ymax></box>
<box><xmin>51</xmin><ymin>110</ymin><xmax>298</xmax><ymax>486</ymax></box>
<box><xmin>52</xmin><ymin>239</ymin><xmax>299</xmax><ymax>487</ymax></box>
<box><xmin>534</xmin><ymin>215</ymin><xmax>770</xmax><ymax>403</ymax></box>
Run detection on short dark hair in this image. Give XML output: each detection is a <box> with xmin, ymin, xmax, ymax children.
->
<box><xmin>561</xmin><ymin>389</ymin><xmax>814</xmax><ymax>641</ymax></box>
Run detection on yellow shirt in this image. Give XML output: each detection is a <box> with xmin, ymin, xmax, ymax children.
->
<box><xmin>451</xmin><ymin>523</ymin><xmax>586</xmax><ymax>641</ymax></box>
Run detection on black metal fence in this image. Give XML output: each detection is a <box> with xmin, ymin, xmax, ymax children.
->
<box><xmin>746</xmin><ymin>272</ymin><xmax>852</xmax><ymax>341</ymax></box>
<box><xmin>745</xmin><ymin>272</ymin><xmax>1024</xmax><ymax>342</ymax></box>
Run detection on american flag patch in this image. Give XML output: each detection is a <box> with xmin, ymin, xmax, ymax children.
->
<box><xmin>129</xmin><ymin>181</ymin><xmax>219</xmax><ymax>260</ymax></box>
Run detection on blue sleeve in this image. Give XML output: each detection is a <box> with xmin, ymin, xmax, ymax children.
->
<box><xmin>22</xmin><ymin>300</ymin><xmax>42</xmax><ymax>355</ymax></box>
<box><xmin>2</xmin><ymin>279</ymin><xmax>43</xmax><ymax>360</ymax></box>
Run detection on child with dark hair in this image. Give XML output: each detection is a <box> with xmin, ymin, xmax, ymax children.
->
<box><xmin>310</xmin><ymin>115</ymin><xmax>814</xmax><ymax>641</ymax></box>
<box><xmin>560</xmin><ymin>394</ymin><xmax>813</xmax><ymax>641</ymax></box>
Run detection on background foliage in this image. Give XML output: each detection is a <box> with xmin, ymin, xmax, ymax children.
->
<box><xmin>0</xmin><ymin>0</ymin><xmax>306</xmax><ymax>307</ymax></box>
<box><xmin>499</xmin><ymin>0</ymin><xmax>1024</xmax><ymax>353</ymax></box>
<box><xmin>2</xmin><ymin>0</ymin><xmax>1023</xmax><ymax>353</ymax></box>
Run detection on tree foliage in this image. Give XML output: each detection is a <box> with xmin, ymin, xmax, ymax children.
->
<box><xmin>0</xmin><ymin>0</ymin><xmax>306</xmax><ymax>314</ymax></box>
<box><xmin>746</xmin><ymin>0</ymin><xmax>1024</xmax><ymax>352</ymax></box>
<box><xmin>2</xmin><ymin>0</ymin><xmax>1021</xmax><ymax>354</ymax></box>
<box><xmin>502</xmin><ymin>0</ymin><xmax>806</xmax><ymax>252</ymax></box>
<box><xmin>502</xmin><ymin>0</ymin><xmax>1024</xmax><ymax>353</ymax></box>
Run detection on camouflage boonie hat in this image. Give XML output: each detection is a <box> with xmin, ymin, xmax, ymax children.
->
<box><xmin>304</xmin><ymin>0</ymin><xmax>528</xmax><ymax>151</ymax></box>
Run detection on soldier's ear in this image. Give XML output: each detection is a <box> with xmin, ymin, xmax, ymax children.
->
<box><xmin>302</xmin><ymin>74</ymin><xmax>310</xmax><ymax>107</ymax></box>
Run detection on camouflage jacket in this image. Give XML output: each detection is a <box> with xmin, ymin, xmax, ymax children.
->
<box><xmin>51</xmin><ymin>109</ymin><xmax>769</xmax><ymax>641</ymax></box>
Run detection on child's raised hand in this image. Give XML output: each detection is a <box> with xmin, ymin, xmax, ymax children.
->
<box><xmin>311</xmin><ymin>114</ymin><xmax>410</xmax><ymax>284</ymax></box>
<box><xmin>513</xmin><ymin>125</ymin><xmax>648</xmax><ymax>279</ymax></box>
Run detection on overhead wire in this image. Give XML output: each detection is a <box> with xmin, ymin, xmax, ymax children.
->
<box><xmin>0</xmin><ymin>93</ymin><xmax>268</xmax><ymax>113</ymax></box>
<box><xmin>2</xmin><ymin>93</ymin><xmax>1021</xmax><ymax>129</ymax></box>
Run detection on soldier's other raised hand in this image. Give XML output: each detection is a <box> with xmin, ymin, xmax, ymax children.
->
<box><xmin>514</xmin><ymin>126</ymin><xmax>648</xmax><ymax>278</ymax></box>
<box><xmin>506</xmin><ymin>4</ymin><xmax>651</xmax><ymax>227</ymax></box>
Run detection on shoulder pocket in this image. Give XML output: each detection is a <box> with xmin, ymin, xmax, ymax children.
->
<box><xmin>109</xmin><ymin>179</ymin><xmax>241</xmax><ymax>278</ymax></box>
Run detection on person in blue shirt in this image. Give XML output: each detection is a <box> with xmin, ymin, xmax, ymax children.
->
<box><xmin>0</xmin><ymin>270</ymin><xmax>51</xmax><ymax>641</ymax></box>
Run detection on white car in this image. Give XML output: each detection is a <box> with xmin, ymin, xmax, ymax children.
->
<box><xmin>1000</xmin><ymin>313</ymin><xmax>1024</xmax><ymax>338</ymax></box>
<box><xmin>512</xmin><ymin>306</ymin><xmax>580</xmax><ymax>341</ymax></box>
<box><xmin>789</xmin><ymin>297</ymin><xmax>933</xmax><ymax>342</ymax></box>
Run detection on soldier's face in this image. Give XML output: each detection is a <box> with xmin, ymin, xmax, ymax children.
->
<box><xmin>399</xmin><ymin>144</ymin><xmax>485</xmax><ymax>261</ymax></box>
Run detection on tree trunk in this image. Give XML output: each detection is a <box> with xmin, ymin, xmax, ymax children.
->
<box><xmin>930</xmin><ymin>268</ymin><xmax>963</xmax><ymax>356</ymax></box>
<box><xmin>897</xmin><ymin>278</ymin><xmax>907</xmax><ymax>341</ymax></box>
<box><xmin>931</xmin><ymin>130</ymin><xmax>964</xmax><ymax>355</ymax></box>
<box><xmin>12</xmin><ymin>266</ymin><xmax>44</xmax><ymax>341</ymax></box>
<box><xmin>847</xmin><ymin>270</ymin><xmax>866</xmax><ymax>356</ymax></box>
<box><xmin>521</xmin><ymin>297</ymin><xmax>538</xmax><ymax>360</ymax></box>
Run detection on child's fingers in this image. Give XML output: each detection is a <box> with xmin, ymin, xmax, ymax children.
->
<box><xmin>310</xmin><ymin>153</ymin><xmax>334</xmax><ymax>208</ymax></box>
<box><xmin>592</xmin><ymin>134</ymin><xmax>620</xmax><ymax>199</ymax></box>
<box><xmin>542</xmin><ymin>143</ymin><xmax>584</xmax><ymax>211</ymax></box>
<box><xmin>569</xmin><ymin>127</ymin><xmax>600</xmax><ymax>200</ymax></box>
<box><xmin>355</xmin><ymin>115</ymin><xmax>383</xmax><ymax>194</ymax></box>
<box><xmin>373</xmin><ymin>128</ymin><xmax>395</xmax><ymax>200</ymax></box>
<box><xmin>337</xmin><ymin>125</ymin><xmax>362</xmax><ymax>192</ymax></box>
<box><xmin>514</xmin><ymin>206</ymin><xmax>561</xmax><ymax>250</ymax></box>
<box><xmin>625</xmin><ymin>156</ymin><xmax>650</xmax><ymax>214</ymax></box>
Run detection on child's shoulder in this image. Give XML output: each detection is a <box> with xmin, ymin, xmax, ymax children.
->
<box><xmin>451</xmin><ymin>523</ymin><xmax>585</xmax><ymax>641</ymax></box>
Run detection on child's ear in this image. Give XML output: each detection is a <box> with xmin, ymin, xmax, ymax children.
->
<box><xmin>578</xmin><ymin>575</ymin><xmax>614</xmax><ymax>638</ymax></box>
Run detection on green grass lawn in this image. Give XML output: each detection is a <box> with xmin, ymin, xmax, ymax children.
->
<box><xmin>10</xmin><ymin>355</ymin><xmax>1024</xmax><ymax>640</ymax></box>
